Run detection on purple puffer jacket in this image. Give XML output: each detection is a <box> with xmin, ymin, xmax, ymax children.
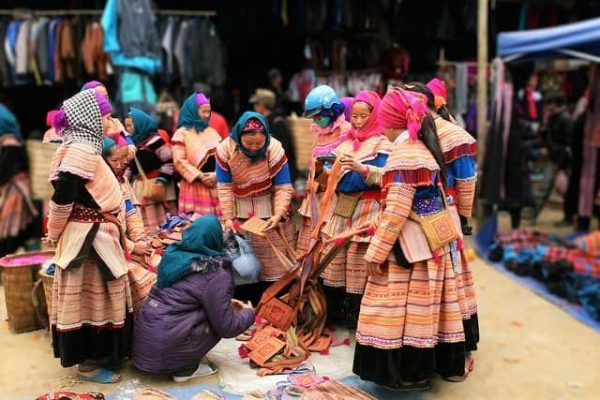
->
<box><xmin>132</xmin><ymin>263</ymin><xmax>254</xmax><ymax>374</ymax></box>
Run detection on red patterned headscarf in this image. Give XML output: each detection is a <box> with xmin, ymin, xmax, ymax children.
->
<box><xmin>426</xmin><ymin>78</ymin><xmax>447</xmax><ymax>112</ymax></box>
<box><xmin>349</xmin><ymin>90</ymin><xmax>382</xmax><ymax>151</ymax></box>
<box><xmin>242</xmin><ymin>118</ymin><xmax>265</xmax><ymax>133</ymax></box>
<box><xmin>378</xmin><ymin>88</ymin><xmax>428</xmax><ymax>140</ymax></box>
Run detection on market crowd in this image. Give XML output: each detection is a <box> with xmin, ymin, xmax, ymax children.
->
<box><xmin>0</xmin><ymin>78</ymin><xmax>478</xmax><ymax>392</ymax></box>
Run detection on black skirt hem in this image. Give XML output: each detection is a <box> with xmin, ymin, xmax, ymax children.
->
<box><xmin>353</xmin><ymin>341</ymin><xmax>467</xmax><ymax>384</ymax></box>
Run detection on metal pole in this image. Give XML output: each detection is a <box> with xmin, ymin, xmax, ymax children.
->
<box><xmin>477</xmin><ymin>0</ymin><xmax>489</xmax><ymax>162</ymax></box>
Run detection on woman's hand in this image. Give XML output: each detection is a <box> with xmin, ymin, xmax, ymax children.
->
<box><xmin>232</xmin><ymin>299</ymin><xmax>254</xmax><ymax>313</ymax></box>
<box><xmin>200</xmin><ymin>172</ymin><xmax>216</xmax><ymax>188</ymax></box>
<box><xmin>263</xmin><ymin>214</ymin><xmax>283</xmax><ymax>231</ymax></box>
<box><xmin>340</xmin><ymin>154</ymin><xmax>368</xmax><ymax>175</ymax></box>
<box><xmin>42</xmin><ymin>235</ymin><xmax>57</xmax><ymax>248</ymax></box>
<box><xmin>133</xmin><ymin>240</ymin><xmax>151</xmax><ymax>256</ymax></box>
<box><xmin>367</xmin><ymin>261</ymin><xmax>385</xmax><ymax>277</ymax></box>
<box><xmin>224</xmin><ymin>219</ymin><xmax>237</xmax><ymax>233</ymax></box>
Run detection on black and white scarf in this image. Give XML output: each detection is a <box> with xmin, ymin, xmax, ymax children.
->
<box><xmin>61</xmin><ymin>89</ymin><xmax>104</xmax><ymax>155</ymax></box>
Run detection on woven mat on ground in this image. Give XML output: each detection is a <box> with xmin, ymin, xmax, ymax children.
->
<box><xmin>208</xmin><ymin>333</ymin><xmax>354</xmax><ymax>394</ymax></box>
<box><xmin>107</xmin><ymin>384</ymin><xmax>241</xmax><ymax>400</ymax></box>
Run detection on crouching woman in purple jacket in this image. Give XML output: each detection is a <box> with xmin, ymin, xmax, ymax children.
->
<box><xmin>132</xmin><ymin>215</ymin><xmax>255</xmax><ymax>382</ymax></box>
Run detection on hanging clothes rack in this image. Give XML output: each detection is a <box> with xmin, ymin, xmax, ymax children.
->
<box><xmin>0</xmin><ymin>9</ymin><xmax>217</xmax><ymax>17</ymax></box>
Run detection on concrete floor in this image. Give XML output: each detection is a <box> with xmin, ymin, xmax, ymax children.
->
<box><xmin>1</xmin><ymin>204</ymin><xmax>599</xmax><ymax>399</ymax></box>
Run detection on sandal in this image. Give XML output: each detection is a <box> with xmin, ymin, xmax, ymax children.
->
<box><xmin>443</xmin><ymin>355</ymin><xmax>475</xmax><ymax>382</ymax></box>
<box><xmin>172</xmin><ymin>362</ymin><xmax>218</xmax><ymax>382</ymax></box>
<box><xmin>383</xmin><ymin>381</ymin><xmax>431</xmax><ymax>392</ymax></box>
<box><xmin>78</xmin><ymin>367</ymin><xmax>121</xmax><ymax>384</ymax></box>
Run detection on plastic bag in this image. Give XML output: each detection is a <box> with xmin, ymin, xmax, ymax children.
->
<box><xmin>224</xmin><ymin>233</ymin><xmax>261</xmax><ymax>286</ymax></box>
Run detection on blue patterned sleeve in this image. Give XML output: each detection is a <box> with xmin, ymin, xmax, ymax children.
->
<box><xmin>450</xmin><ymin>156</ymin><xmax>476</xmax><ymax>180</ymax></box>
<box><xmin>216</xmin><ymin>162</ymin><xmax>232</xmax><ymax>184</ymax></box>
<box><xmin>273</xmin><ymin>162</ymin><xmax>292</xmax><ymax>185</ymax></box>
<box><xmin>338</xmin><ymin>153</ymin><xmax>388</xmax><ymax>193</ymax></box>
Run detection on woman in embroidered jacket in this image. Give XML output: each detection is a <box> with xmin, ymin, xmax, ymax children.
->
<box><xmin>406</xmin><ymin>79</ymin><xmax>479</xmax><ymax>368</ymax></box>
<box><xmin>0</xmin><ymin>104</ymin><xmax>37</xmax><ymax>256</ymax></box>
<box><xmin>124</xmin><ymin>107</ymin><xmax>176</xmax><ymax>233</ymax></box>
<box><xmin>353</xmin><ymin>88</ymin><xmax>468</xmax><ymax>391</ymax></box>
<box><xmin>216</xmin><ymin>112</ymin><xmax>295</xmax><ymax>303</ymax></box>
<box><xmin>317</xmin><ymin>90</ymin><xmax>392</xmax><ymax>327</ymax></box>
<box><xmin>47</xmin><ymin>90</ymin><xmax>132</xmax><ymax>384</ymax></box>
<box><xmin>173</xmin><ymin>93</ymin><xmax>222</xmax><ymax>218</ymax></box>
<box><xmin>297</xmin><ymin>85</ymin><xmax>351</xmax><ymax>255</ymax></box>
<box><xmin>103</xmin><ymin>137</ymin><xmax>156</xmax><ymax>313</ymax></box>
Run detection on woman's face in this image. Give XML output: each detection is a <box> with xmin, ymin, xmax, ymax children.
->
<box><xmin>106</xmin><ymin>150</ymin><xmax>128</xmax><ymax>175</ymax></box>
<box><xmin>198</xmin><ymin>104</ymin><xmax>212</xmax><ymax>120</ymax></box>
<box><xmin>240</xmin><ymin>131</ymin><xmax>267</xmax><ymax>153</ymax></box>
<box><xmin>101</xmin><ymin>114</ymin><xmax>112</xmax><ymax>135</ymax></box>
<box><xmin>94</xmin><ymin>85</ymin><xmax>109</xmax><ymax>100</ymax></box>
<box><xmin>124</xmin><ymin>117</ymin><xmax>134</xmax><ymax>134</ymax></box>
<box><xmin>351</xmin><ymin>101</ymin><xmax>372</xmax><ymax>130</ymax></box>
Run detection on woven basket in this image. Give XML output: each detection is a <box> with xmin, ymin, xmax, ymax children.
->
<box><xmin>26</xmin><ymin>139</ymin><xmax>59</xmax><ymax>200</ymax></box>
<box><xmin>0</xmin><ymin>251</ymin><xmax>54</xmax><ymax>333</ymax></box>
<box><xmin>287</xmin><ymin>117</ymin><xmax>315</xmax><ymax>173</ymax></box>
<box><xmin>39</xmin><ymin>270</ymin><xmax>54</xmax><ymax>323</ymax></box>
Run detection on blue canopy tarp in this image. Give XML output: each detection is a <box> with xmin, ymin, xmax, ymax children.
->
<box><xmin>497</xmin><ymin>17</ymin><xmax>600</xmax><ymax>62</ymax></box>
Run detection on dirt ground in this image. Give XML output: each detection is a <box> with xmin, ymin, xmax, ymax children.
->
<box><xmin>1</xmin><ymin>204</ymin><xmax>599</xmax><ymax>399</ymax></box>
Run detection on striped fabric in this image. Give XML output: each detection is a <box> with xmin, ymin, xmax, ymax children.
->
<box><xmin>322</xmin><ymin>197</ymin><xmax>381</xmax><ymax>243</ymax></box>
<box><xmin>320</xmin><ymin>241</ymin><xmax>370</xmax><ymax>294</ymax></box>
<box><xmin>0</xmin><ymin>173</ymin><xmax>36</xmax><ymax>241</ymax></box>
<box><xmin>172</xmin><ymin>127</ymin><xmax>221</xmax><ymax>183</ymax></box>
<box><xmin>49</xmin><ymin>142</ymin><xmax>98</xmax><ymax>182</ymax></box>
<box><xmin>51</xmin><ymin>258</ymin><xmax>133</xmax><ymax>331</ymax></box>
<box><xmin>455</xmin><ymin>177</ymin><xmax>477</xmax><ymax>218</ymax></box>
<box><xmin>356</xmin><ymin>254</ymin><xmax>465</xmax><ymax>350</ymax></box>
<box><xmin>178</xmin><ymin>180</ymin><xmax>220</xmax><ymax>218</ymax></box>
<box><xmin>435</xmin><ymin>117</ymin><xmax>477</xmax><ymax>164</ymax></box>
<box><xmin>143</xmin><ymin>134</ymin><xmax>175</xmax><ymax>178</ymax></box>
<box><xmin>172</xmin><ymin>127</ymin><xmax>221</xmax><ymax>217</ymax></box>
<box><xmin>127</xmin><ymin>261</ymin><xmax>156</xmax><ymax>313</ymax></box>
<box><xmin>216</xmin><ymin>137</ymin><xmax>289</xmax><ymax>199</ymax></box>
<box><xmin>364</xmin><ymin>183</ymin><xmax>415</xmax><ymax>265</ymax></box>
<box><xmin>298</xmin><ymin>379</ymin><xmax>377</xmax><ymax>400</ymax></box>
<box><xmin>249</xmin><ymin>217</ymin><xmax>297</xmax><ymax>281</ymax></box>
<box><xmin>458</xmin><ymin>249</ymin><xmax>478</xmax><ymax>318</ymax></box>
<box><xmin>216</xmin><ymin>138</ymin><xmax>293</xmax><ymax>221</ymax></box>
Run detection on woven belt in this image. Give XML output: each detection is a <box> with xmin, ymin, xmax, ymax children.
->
<box><xmin>70</xmin><ymin>206</ymin><xmax>108</xmax><ymax>223</ymax></box>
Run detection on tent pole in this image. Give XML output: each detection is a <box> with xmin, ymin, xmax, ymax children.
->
<box><xmin>477</xmin><ymin>0</ymin><xmax>489</xmax><ymax>162</ymax></box>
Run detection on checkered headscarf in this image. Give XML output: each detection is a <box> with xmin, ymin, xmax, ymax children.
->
<box><xmin>61</xmin><ymin>89</ymin><xmax>104</xmax><ymax>155</ymax></box>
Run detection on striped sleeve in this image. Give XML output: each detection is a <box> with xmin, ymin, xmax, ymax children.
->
<box><xmin>172</xmin><ymin>130</ymin><xmax>201</xmax><ymax>184</ymax></box>
<box><xmin>365</xmin><ymin>182</ymin><xmax>416</xmax><ymax>264</ymax></box>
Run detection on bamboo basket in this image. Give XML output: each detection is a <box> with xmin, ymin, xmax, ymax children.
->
<box><xmin>0</xmin><ymin>251</ymin><xmax>54</xmax><ymax>333</ymax></box>
<box><xmin>26</xmin><ymin>139</ymin><xmax>59</xmax><ymax>200</ymax></box>
<box><xmin>39</xmin><ymin>270</ymin><xmax>54</xmax><ymax>323</ymax></box>
<box><xmin>287</xmin><ymin>117</ymin><xmax>315</xmax><ymax>173</ymax></box>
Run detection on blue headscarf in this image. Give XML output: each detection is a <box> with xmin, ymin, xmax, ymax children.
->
<box><xmin>102</xmin><ymin>137</ymin><xmax>117</xmax><ymax>156</ymax></box>
<box><xmin>177</xmin><ymin>93</ymin><xmax>209</xmax><ymax>133</ymax></box>
<box><xmin>129</xmin><ymin>107</ymin><xmax>158</xmax><ymax>144</ymax></box>
<box><xmin>229</xmin><ymin>111</ymin><xmax>271</xmax><ymax>162</ymax></box>
<box><xmin>156</xmin><ymin>215</ymin><xmax>226</xmax><ymax>289</ymax></box>
<box><xmin>0</xmin><ymin>103</ymin><xmax>22</xmax><ymax>140</ymax></box>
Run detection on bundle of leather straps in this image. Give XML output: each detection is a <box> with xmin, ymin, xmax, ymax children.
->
<box><xmin>241</xmin><ymin>159</ymin><xmax>368</xmax><ymax>375</ymax></box>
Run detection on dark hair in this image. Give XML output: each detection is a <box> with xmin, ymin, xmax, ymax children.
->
<box><xmin>418</xmin><ymin>113</ymin><xmax>448</xmax><ymax>188</ymax></box>
<box><xmin>407</xmin><ymin>82</ymin><xmax>454</xmax><ymax>123</ymax></box>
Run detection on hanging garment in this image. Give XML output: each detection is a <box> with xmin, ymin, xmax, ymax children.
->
<box><xmin>15</xmin><ymin>18</ymin><xmax>31</xmax><ymax>76</ymax></box>
<box><xmin>34</xmin><ymin>17</ymin><xmax>50</xmax><ymax>82</ymax></box>
<box><xmin>173</xmin><ymin>19</ymin><xmax>190</xmax><ymax>87</ymax></box>
<box><xmin>0</xmin><ymin>19</ymin><xmax>11</xmax><ymax>86</ymax></box>
<box><xmin>190</xmin><ymin>18</ymin><xmax>227</xmax><ymax>88</ymax></box>
<box><xmin>578</xmin><ymin>68</ymin><xmax>600</xmax><ymax>218</ymax></box>
<box><xmin>117</xmin><ymin>0</ymin><xmax>161</xmax><ymax>59</ymax></box>
<box><xmin>455</xmin><ymin>62</ymin><xmax>468</xmax><ymax>115</ymax></box>
<box><xmin>117</xmin><ymin>69</ymin><xmax>157</xmax><ymax>116</ymax></box>
<box><xmin>46</xmin><ymin>18</ymin><xmax>61</xmax><ymax>83</ymax></box>
<box><xmin>160</xmin><ymin>16</ymin><xmax>176</xmax><ymax>83</ymax></box>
